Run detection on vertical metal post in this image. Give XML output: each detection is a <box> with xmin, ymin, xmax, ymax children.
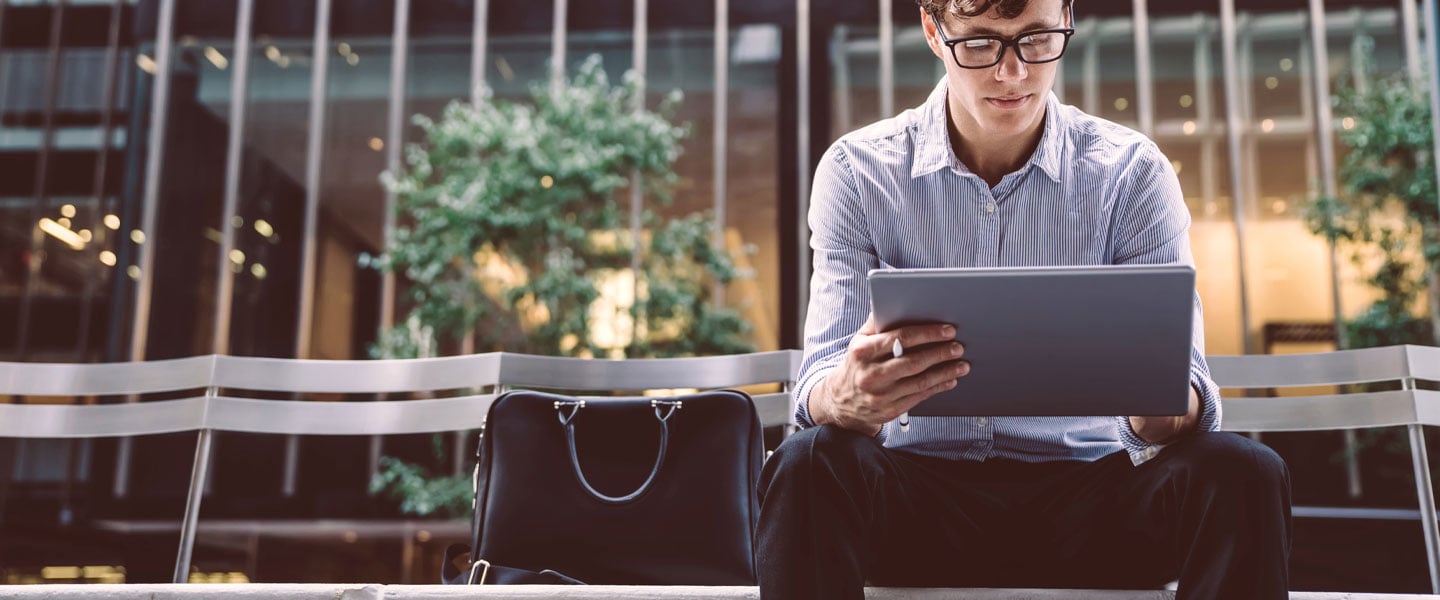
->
<box><xmin>1423</xmin><ymin>0</ymin><xmax>1440</xmax><ymax>221</ymax></box>
<box><xmin>15</xmin><ymin>0</ymin><xmax>65</xmax><ymax>361</ymax></box>
<box><xmin>1132</xmin><ymin>0</ymin><xmax>1154</xmax><ymax>137</ymax></box>
<box><xmin>713</xmin><ymin>0</ymin><xmax>728</xmax><ymax>306</ymax></box>
<box><xmin>1407</xmin><ymin>374</ymin><xmax>1440</xmax><ymax>593</ymax></box>
<box><xmin>1402</xmin><ymin>0</ymin><xmax>1423</xmax><ymax>83</ymax></box>
<box><xmin>796</xmin><ymin>0</ymin><xmax>812</xmax><ymax>346</ymax></box>
<box><xmin>879</xmin><ymin>0</ymin><xmax>894</xmax><ymax>119</ymax></box>
<box><xmin>297</xmin><ymin>0</ymin><xmax>331</xmax><ymax>361</ymax></box>
<box><xmin>630</xmin><ymin>0</ymin><xmax>647</xmax><ymax>342</ymax></box>
<box><xmin>832</xmin><ymin>27</ymin><xmax>852</xmax><ymax>134</ymax></box>
<box><xmin>1310</xmin><ymin>1</ymin><xmax>1365</xmax><ymax>498</ymax></box>
<box><xmin>1349</xmin><ymin>9</ymin><xmax>1370</xmax><ymax>95</ymax></box>
<box><xmin>552</xmin><ymin>0</ymin><xmax>567</xmax><ymax>95</ymax></box>
<box><xmin>381</xmin><ymin>0</ymin><xmax>409</xmax><ymax>337</ymax></box>
<box><xmin>117</xmin><ymin>0</ymin><xmax>178</xmax><ymax>498</ymax></box>
<box><xmin>173</xmin><ymin>397</ymin><xmax>216</xmax><ymax>584</ymax></box>
<box><xmin>357</xmin><ymin>0</ymin><xmax>410</xmax><ymax>497</ymax></box>
<box><xmin>213</xmin><ymin>0</ymin><xmax>255</xmax><ymax>356</ymax></box>
<box><xmin>297</xmin><ymin>0</ymin><xmax>332</xmax><ymax>489</ymax></box>
<box><xmin>1081</xmin><ymin>18</ymin><xmax>1100</xmax><ymax>115</ymax></box>
<box><xmin>1196</xmin><ymin>15</ymin><xmax>1218</xmax><ymax>218</ymax></box>
<box><xmin>1307</xmin><ymin>0</ymin><xmax>1349</xmax><ymax>352</ymax></box>
<box><xmin>1053</xmin><ymin>45</ymin><xmax>1065</xmax><ymax>103</ymax></box>
<box><xmin>472</xmin><ymin>0</ymin><xmax>489</xmax><ymax>106</ymax></box>
<box><xmin>459</xmin><ymin>0</ymin><xmax>488</xmax><ymax>473</ymax></box>
<box><xmin>1219</xmin><ymin>0</ymin><xmax>1255</xmax><ymax>356</ymax></box>
<box><xmin>75</xmin><ymin>0</ymin><xmax>126</xmax><ymax>360</ymax></box>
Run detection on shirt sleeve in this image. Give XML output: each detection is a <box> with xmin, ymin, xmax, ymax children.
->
<box><xmin>793</xmin><ymin>143</ymin><xmax>879</xmax><ymax>429</ymax></box>
<box><xmin>1109</xmin><ymin>142</ymin><xmax>1224</xmax><ymax>466</ymax></box>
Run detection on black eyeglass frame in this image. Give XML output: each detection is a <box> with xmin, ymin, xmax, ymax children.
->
<box><xmin>929</xmin><ymin>5</ymin><xmax>1076</xmax><ymax>70</ymax></box>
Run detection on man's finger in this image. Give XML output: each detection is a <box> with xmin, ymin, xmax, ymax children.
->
<box><xmin>877</xmin><ymin>341</ymin><xmax>966</xmax><ymax>380</ymax></box>
<box><xmin>865</xmin><ymin>323</ymin><xmax>957</xmax><ymax>362</ymax></box>
<box><xmin>895</xmin><ymin>359</ymin><xmax>970</xmax><ymax>397</ymax></box>
<box><xmin>892</xmin><ymin>377</ymin><xmax>960</xmax><ymax>417</ymax></box>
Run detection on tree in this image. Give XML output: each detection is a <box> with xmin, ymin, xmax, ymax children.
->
<box><xmin>1305</xmin><ymin>44</ymin><xmax>1439</xmax><ymax>349</ymax></box>
<box><xmin>369</xmin><ymin>56</ymin><xmax>753</xmax><ymax>517</ymax></box>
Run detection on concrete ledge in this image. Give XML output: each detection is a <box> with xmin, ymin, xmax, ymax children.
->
<box><xmin>0</xmin><ymin>585</ymin><xmax>1435</xmax><ymax>599</ymax></box>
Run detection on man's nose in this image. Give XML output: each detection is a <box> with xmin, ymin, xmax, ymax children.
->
<box><xmin>994</xmin><ymin>47</ymin><xmax>1028</xmax><ymax>81</ymax></box>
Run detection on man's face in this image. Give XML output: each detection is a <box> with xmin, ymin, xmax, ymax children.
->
<box><xmin>922</xmin><ymin>0</ymin><xmax>1069</xmax><ymax>139</ymax></box>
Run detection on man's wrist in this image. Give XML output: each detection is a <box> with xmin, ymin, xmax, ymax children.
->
<box><xmin>1129</xmin><ymin>384</ymin><xmax>1202</xmax><ymax>444</ymax></box>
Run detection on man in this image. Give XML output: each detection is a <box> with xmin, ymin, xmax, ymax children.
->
<box><xmin>755</xmin><ymin>0</ymin><xmax>1292</xmax><ymax>598</ymax></box>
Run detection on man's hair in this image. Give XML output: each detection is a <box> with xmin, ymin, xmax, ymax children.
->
<box><xmin>918</xmin><ymin>0</ymin><xmax>1071</xmax><ymax>20</ymax></box>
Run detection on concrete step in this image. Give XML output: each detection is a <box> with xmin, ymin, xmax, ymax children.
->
<box><xmin>0</xmin><ymin>585</ymin><xmax>1435</xmax><ymax>599</ymax></box>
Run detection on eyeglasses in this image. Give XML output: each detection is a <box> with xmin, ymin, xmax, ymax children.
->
<box><xmin>929</xmin><ymin>6</ymin><xmax>1075</xmax><ymax>70</ymax></box>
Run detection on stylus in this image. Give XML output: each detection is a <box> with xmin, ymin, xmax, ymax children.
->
<box><xmin>893</xmin><ymin>339</ymin><xmax>909</xmax><ymax>432</ymax></box>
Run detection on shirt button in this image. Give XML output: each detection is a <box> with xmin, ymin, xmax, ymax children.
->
<box><xmin>984</xmin><ymin>202</ymin><xmax>996</xmax><ymax>214</ymax></box>
<box><xmin>976</xmin><ymin>417</ymin><xmax>988</xmax><ymax>427</ymax></box>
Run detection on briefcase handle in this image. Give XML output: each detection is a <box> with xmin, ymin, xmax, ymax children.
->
<box><xmin>556</xmin><ymin>398</ymin><xmax>682</xmax><ymax>504</ymax></box>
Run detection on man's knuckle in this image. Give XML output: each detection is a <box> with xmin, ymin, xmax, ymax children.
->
<box><xmin>854</xmin><ymin>372</ymin><xmax>877</xmax><ymax>390</ymax></box>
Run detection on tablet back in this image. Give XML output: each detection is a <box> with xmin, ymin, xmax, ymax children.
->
<box><xmin>867</xmin><ymin>265</ymin><xmax>1195</xmax><ymax>417</ymax></box>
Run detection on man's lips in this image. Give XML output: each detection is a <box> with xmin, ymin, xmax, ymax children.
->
<box><xmin>987</xmin><ymin>94</ymin><xmax>1032</xmax><ymax>108</ymax></box>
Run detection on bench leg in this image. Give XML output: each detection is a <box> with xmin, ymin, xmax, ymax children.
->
<box><xmin>1407</xmin><ymin>423</ymin><xmax>1440</xmax><ymax>594</ymax></box>
<box><xmin>173</xmin><ymin>428</ymin><xmax>215</xmax><ymax>584</ymax></box>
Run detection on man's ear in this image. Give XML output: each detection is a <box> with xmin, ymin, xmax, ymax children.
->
<box><xmin>920</xmin><ymin>7</ymin><xmax>945</xmax><ymax>60</ymax></box>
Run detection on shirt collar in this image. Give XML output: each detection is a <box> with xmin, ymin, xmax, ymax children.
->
<box><xmin>909</xmin><ymin>78</ymin><xmax>1065</xmax><ymax>183</ymax></box>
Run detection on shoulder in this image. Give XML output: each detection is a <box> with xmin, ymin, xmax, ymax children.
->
<box><xmin>1060</xmin><ymin>103</ymin><xmax>1169</xmax><ymax>173</ymax></box>
<box><xmin>824</xmin><ymin>106</ymin><xmax>925</xmax><ymax>169</ymax></box>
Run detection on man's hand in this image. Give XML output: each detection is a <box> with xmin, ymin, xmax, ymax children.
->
<box><xmin>809</xmin><ymin>315</ymin><xmax>971</xmax><ymax>436</ymax></box>
<box><xmin>1128</xmin><ymin>385</ymin><xmax>1201</xmax><ymax>444</ymax></box>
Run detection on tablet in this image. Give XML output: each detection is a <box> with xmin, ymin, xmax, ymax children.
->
<box><xmin>867</xmin><ymin>264</ymin><xmax>1195</xmax><ymax>417</ymax></box>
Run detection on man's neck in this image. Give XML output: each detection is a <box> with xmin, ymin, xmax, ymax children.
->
<box><xmin>946</xmin><ymin>97</ymin><xmax>1047</xmax><ymax>188</ymax></box>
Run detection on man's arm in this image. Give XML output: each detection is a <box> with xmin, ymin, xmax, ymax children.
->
<box><xmin>1110</xmin><ymin>142</ymin><xmax>1223</xmax><ymax>463</ymax></box>
<box><xmin>794</xmin><ymin>144</ymin><xmax>969</xmax><ymax>436</ymax></box>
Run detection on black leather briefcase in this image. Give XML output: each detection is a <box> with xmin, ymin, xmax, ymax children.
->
<box><xmin>447</xmin><ymin>389</ymin><xmax>763</xmax><ymax>585</ymax></box>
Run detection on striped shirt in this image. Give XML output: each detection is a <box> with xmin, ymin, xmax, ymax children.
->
<box><xmin>794</xmin><ymin>79</ymin><xmax>1222</xmax><ymax>466</ymax></box>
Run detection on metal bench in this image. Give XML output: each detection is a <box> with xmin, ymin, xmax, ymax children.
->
<box><xmin>1210</xmin><ymin>344</ymin><xmax>1440</xmax><ymax>593</ymax></box>
<box><xmin>0</xmin><ymin>351</ymin><xmax>800</xmax><ymax>583</ymax></box>
<box><xmin>3</xmin><ymin>345</ymin><xmax>1440</xmax><ymax>595</ymax></box>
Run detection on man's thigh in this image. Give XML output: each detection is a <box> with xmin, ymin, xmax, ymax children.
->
<box><xmin>864</xmin><ymin>452</ymin><xmax>1100</xmax><ymax>587</ymax></box>
<box><xmin>1016</xmin><ymin>432</ymin><xmax>1287</xmax><ymax>589</ymax></box>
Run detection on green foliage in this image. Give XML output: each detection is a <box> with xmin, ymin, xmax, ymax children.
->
<box><xmin>368</xmin><ymin>456</ymin><xmax>472</xmax><ymax>519</ymax></box>
<box><xmin>367</xmin><ymin>56</ymin><xmax>754</xmax><ymax>516</ymax></box>
<box><xmin>370</xmin><ymin>54</ymin><xmax>750</xmax><ymax>360</ymax></box>
<box><xmin>1304</xmin><ymin>40</ymin><xmax>1439</xmax><ymax>349</ymax></box>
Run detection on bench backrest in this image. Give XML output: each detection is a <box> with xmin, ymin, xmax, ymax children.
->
<box><xmin>0</xmin><ymin>351</ymin><xmax>804</xmax><ymax>438</ymax></box>
<box><xmin>1206</xmin><ymin>345</ymin><xmax>1440</xmax><ymax>432</ymax></box>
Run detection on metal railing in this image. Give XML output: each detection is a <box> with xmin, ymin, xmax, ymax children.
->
<box><xmin>2</xmin><ymin>346</ymin><xmax>1439</xmax><ymax>588</ymax></box>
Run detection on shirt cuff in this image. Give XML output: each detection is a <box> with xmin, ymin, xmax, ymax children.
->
<box><xmin>1118</xmin><ymin>366</ymin><xmax>1223</xmax><ymax>466</ymax></box>
<box><xmin>793</xmin><ymin>365</ymin><xmax>839</xmax><ymax>429</ymax></box>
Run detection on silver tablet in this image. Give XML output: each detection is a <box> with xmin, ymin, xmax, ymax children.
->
<box><xmin>867</xmin><ymin>264</ymin><xmax>1195</xmax><ymax>417</ymax></box>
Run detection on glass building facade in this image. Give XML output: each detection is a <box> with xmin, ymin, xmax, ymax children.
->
<box><xmin>0</xmin><ymin>0</ymin><xmax>1437</xmax><ymax>590</ymax></box>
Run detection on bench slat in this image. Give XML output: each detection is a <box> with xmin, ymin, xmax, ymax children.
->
<box><xmin>1207</xmin><ymin>346</ymin><xmax>1415</xmax><ymax>389</ymax></box>
<box><xmin>212</xmin><ymin>354</ymin><xmax>504</xmax><ymax>394</ymax></box>
<box><xmin>0</xmin><ymin>355</ymin><xmax>214</xmax><ymax>396</ymax></box>
<box><xmin>496</xmin><ymin>351</ymin><xmax>798</xmax><ymax>390</ymax></box>
<box><xmin>1221</xmin><ymin>390</ymin><xmax>1439</xmax><ymax>432</ymax></box>
<box><xmin>0</xmin><ymin>397</ymin><xmax>208</xmax><ymax>438</ymax></box>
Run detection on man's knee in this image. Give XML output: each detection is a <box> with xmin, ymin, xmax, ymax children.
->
<box><xmin>1166</xmin><ymin>432</ymin><xmax>1290</xmax><ymax>491</ymax></box>
<box><xmin>760</xmin><ymin>425</ymin><xmax>884</xmax><ymax>499</ymax></box>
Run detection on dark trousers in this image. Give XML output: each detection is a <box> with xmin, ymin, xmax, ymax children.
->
<box><xmin>755</xmin><ymin>427</ymin><xmax>1292</xmax><ymax>600</ymax></box>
